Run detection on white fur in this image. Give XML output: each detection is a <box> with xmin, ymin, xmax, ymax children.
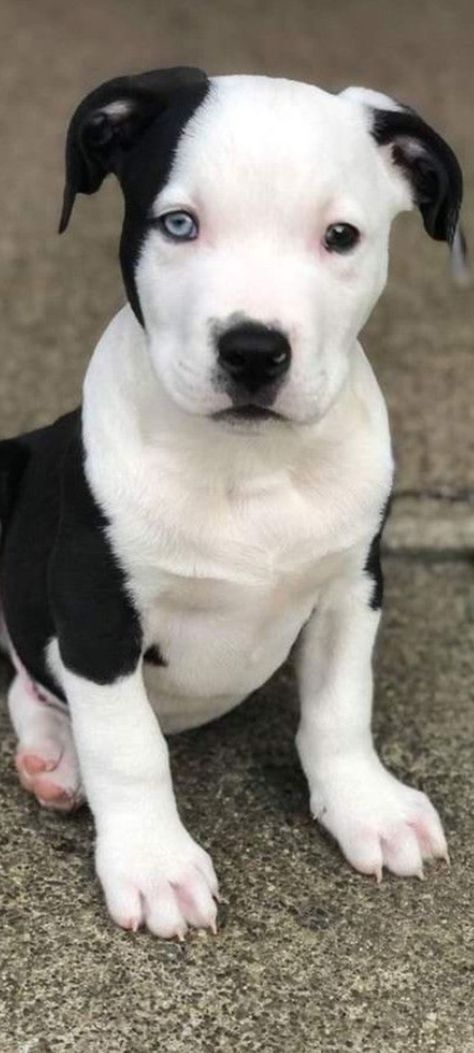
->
<box><xmin>296</xmin><ymin>578</ymin><xmax>447</xmax><ymax>878</ymax></box>
<box><xmin>34</xmin><ymin>77</ymin><xmax>446</xmax><ymax>935</ymax></box>
<box><xmin>8</xmin><ymin>673</ymin><xmax>83</xmax><ymax>809</ymax></box>
<box><xmin>81</xmin><ymin>306</ymin><xmax>392</xmax><ymax>731</ymax></box>
<box><xmin>54</xmin><ymin>657</ymin><xmax>218</xmax><ymax>936</ymax></box>
<box><xmin>136</xmin><ymin>77</ymin><xmax>412</xmax><ymax>424</ymax></box>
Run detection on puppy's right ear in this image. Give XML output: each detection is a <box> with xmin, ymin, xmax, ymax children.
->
<box><xmin>59</xmin><ymin>67</ymin><xmax>207</xmax><ymax>233</ymax></box>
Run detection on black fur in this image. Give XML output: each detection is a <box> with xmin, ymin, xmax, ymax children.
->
<box><xmin>0</xmin><ymin>410</ymin><xmax>143</xmax><ymax>694</ymax></box>
<box><xmin>364</xmin><ymin>498</ymin><xmax>391</xmax><ymax>611</ymax></box>
<box><xmin>371</xmin><ymin>106</ymin><xmax>463</xmax><ymax>245</ymax></box>
<box><xmin>0</xmin><ymin>438</ymin><xmax>30</xmax><ymax>527</ymax></box>
<box><xmin>1</xmin><ymin>414</ymin><xmax>75</xmax><ymax>696</ymax></box>
<box><xmin>144</xmin><ymin>645</ymin><xmax>166</xmax><ymax>667</ymax></box>
<box><xmin>59</xmin><ymin>67</ymin><xmax>210</xmax><ymax>324</ymax></box>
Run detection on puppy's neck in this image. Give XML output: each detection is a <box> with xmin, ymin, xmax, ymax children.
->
<box><xmin>83</xmin><ymin>304</ymin><xmax>365</xmax><ymax>495</ymax></box>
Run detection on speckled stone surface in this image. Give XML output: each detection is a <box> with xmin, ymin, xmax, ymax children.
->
<box><xmin>384</xmin><ymin>496</ymin><xmax>474</xmax><ymax>555</ymax></box>
<box><xmin>1</xmin><ymin>560</ymin><xmax>474</xmax><ymax>1053</ymax></box>
<box><xmin>1</xmin><ymin>1</ymin><xmax>474</xmax><ymax>1049</ymax></box>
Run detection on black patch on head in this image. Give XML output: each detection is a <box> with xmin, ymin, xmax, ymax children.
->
<box><xmin>119</xmin><ymin>81</ymin><xmax>209</xmax><ymax>322</ymax></box>
<box><xmin>0</xmin><ymin>410</ymin><xmax>144</xmax><ymax>694</ymax></box>
<box><xmin>371</xmin><ymin>106</ymin><xmax>463</xmax><ymax>245</ymax></box>
<box><xmin>364</xmin><ymin>497</ymin><xmax>391</xmax><ymax>611</ymax></box>
<box><xmin>59</xmin><ymin>67</ymin><xmax>210</xmax><ymax>324</ymax></box>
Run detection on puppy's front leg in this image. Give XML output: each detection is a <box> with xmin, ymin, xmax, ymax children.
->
<box><xmin>62</xmin><ymin>664</ymin><xmax>218</xmax><ymax>937</ymax></box>
<box><xmin>296</xmin><ymin>549</ymin><xmax>448</xmax><ymax>880</ymax></box>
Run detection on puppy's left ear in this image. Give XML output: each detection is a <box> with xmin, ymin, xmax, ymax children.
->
<box><xmin>59</xmin><ymin>66</ymin><xmax>207</xmax><ymax>233</ymax></box>
<box><xmin>341</xmin><ymin>87</ymin><xmax>467</xmax><ymax>277</ymax></box>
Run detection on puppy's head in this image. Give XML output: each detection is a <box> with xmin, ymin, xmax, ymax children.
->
<box><xmin>61</xmin><ymin>69</ymin><xmax>464</xmax><ymax>427</ymax></box>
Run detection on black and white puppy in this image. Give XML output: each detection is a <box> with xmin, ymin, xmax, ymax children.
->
<box><xmin>0</xmin><ymin>68</ymin><xmax>464</xmax><ymax>938</ymax></box>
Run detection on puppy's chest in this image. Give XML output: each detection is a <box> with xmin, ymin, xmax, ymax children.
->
<box><xmin>144</xmin><ymin>562</ymin><xmax>317</xmax><ymax>691</ymax></box>
<box><xmin>136</xmin><ymin>528</ymin><xmax>326</xmax><ymax>712</ymax></box>
<box><xmin>108</xmin><ymin>469</ymin><xmax>372</xmax><ymax>704</ymax></box>
<box><xmin>118</xmin><ymin>467</ymin><xmax>355</xmax><ymax>607</ymax></box>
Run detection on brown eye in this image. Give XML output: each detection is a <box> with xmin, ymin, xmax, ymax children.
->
<box><xmin>324</xmin><ymin>223</ymin><xmax>360</xmax><ymax>253</ymax></box>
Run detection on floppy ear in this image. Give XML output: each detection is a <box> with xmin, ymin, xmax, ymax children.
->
<box><xmin>59</xmin><ymin>66</ymin><xmax>207</xmax><ymax>233</ymax></box>
<box><xmin>341</xmin><ymin>87</ymin><xmax>465</xmax><ymax>267</ymax></box>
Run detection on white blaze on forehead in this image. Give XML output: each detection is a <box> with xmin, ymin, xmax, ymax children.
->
<box><xmin>153</xmin><ymin>75</ymin><xmax>390</xmax><ymax>231</ymax></box>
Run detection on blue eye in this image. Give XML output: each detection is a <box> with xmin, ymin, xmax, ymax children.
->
<box><xmin>158</xmin><ymin>210</ymin><xmax>198</xmax><ymax>241</ymax></box>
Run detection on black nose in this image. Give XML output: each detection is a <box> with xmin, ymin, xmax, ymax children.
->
<box><xmin>217</xmin><ymin>322</ymin><xmax>291</xmax><ymax>394</ymax></box>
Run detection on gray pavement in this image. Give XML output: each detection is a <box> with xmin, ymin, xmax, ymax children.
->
<box><xmin>0</xmin><ymin>1</ymin><xmax>473</xmax><ymax>1050</ymax></box>
<box><xmin>1</xmin><ymin>561</ymin><xmax>474</xmax><ymax>1053</ymax></box>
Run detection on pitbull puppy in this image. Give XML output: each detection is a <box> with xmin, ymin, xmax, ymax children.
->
<box><xmin>0</xmin><ymin>69</ymin><xmax>463</xmax><ymax>938</ymax></box>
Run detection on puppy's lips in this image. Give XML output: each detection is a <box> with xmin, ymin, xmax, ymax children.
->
<box><xmin>211</xmin><ymin>405</ymin><xmax>283</xmax><ymax>423</ymax></box>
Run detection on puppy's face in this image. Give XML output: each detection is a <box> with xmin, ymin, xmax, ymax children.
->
<box><xmin>61</xmin><ymin>71</ymin><xmax>463</xmax><ymax>427</ymax></box>
<box><xmin>135</xmin><ymin>78</ymin><xmax>406</xmax><ymax>425</ymax></box>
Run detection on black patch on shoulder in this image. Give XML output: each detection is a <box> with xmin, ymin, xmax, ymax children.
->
<box><xmin>0</xmin><ymin>409</ymin><xmax>143</xmax><ymax>693</ymax></box>
<box><xmin>364</xmin><ymin>498</ymin><xmax>392</xmax><ymax>611</ymax></box>
<box><xmin>144</xmin><ymin>644</ymin><xmax>166</xmax><ymax>667</ymax></box>
<box><xmin>49</xmin><ymin>416</ymin><xmax>143</xmax><ymax>684</ymax></box>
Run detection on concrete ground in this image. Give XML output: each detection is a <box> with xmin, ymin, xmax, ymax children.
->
<box><xmin>0</xmin><ymin>1</ymin><xmax>473</xmax><ymax>1050</ymax></box>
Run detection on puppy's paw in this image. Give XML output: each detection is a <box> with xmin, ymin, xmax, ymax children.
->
<box><xmin>16</xmin><ymin>748</ymin><xmax>84</xmax><ymax>812</ymax></box>
<box><xmin>9</xmin><ymin>675</ymin><xmax>84</xmax><ymax>812</ymax></box>
<box><xmin>97</xmin><ymin>824</ymin><xmax>219</xmax><ymax>939</ymax></box>
<box><xmin>310</xmin><ymin>753</ymin><xmax>448</xmax><ymax>880</ymax></box>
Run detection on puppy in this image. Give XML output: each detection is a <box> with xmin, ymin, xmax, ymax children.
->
<box><xmin>0</xmin><ymin>68</ymin><xmax>464</xmax><ymax>939</ymax></box>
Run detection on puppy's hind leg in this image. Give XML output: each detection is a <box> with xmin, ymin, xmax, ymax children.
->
<box><xmin>8</xmin><ymin>674</ymin><xmax>84</xmax><ymax>812</ymax></box>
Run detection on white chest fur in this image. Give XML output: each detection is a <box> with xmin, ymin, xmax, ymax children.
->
<box><xmin>82</xmin><ymin>308</ymin><xmax>393</xmax><ymax>733</ymax></box>
<box><xmin>138</xmin><ymin>486</ymin><xmax>352</xmax><ymax>732</ymax></box>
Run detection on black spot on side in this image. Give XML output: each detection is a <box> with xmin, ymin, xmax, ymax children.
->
<box><xmin>0</xmin><ymin>438</ymin><xmax>31</xmax><ymax>527</ymax></box>
<box><xmin>49</xmin><ymin>417</ymin><xmax>143</xmax><ymax>685</ymax></box>
<box><xmin>0</xmin><ymin>409</ymin><xmax>143</xmax><ymax>695</ymax></box>
<box><xmin>364</xmin><ymin>498</ymin><xmax>392</xmax><ymax>611</ymax></box>
<box><xmin>144</xmin><ymin>644</ymin><xmax>166</xmax><ymax>667</ymax></box>
<box><xmin>1</xmin><ymin>412</ymin><xmax>81</xmax><ymax>698</ymax></box>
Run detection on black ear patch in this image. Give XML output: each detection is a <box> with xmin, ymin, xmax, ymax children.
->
<box><xmin>371</xmin><ymin>107</ymin><xmax>463</xmax><ymax>246</ymax></box>
<box><xmin>59</xmin><ymin>66</ymin><xmax>208</xmax><ymax>233</ymax></box>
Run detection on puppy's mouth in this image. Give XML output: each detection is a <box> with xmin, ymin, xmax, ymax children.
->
<box><xmin>211</xmin><ymin>405</ymin><xmax>284</xmax><ymax>424</ymax></box>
